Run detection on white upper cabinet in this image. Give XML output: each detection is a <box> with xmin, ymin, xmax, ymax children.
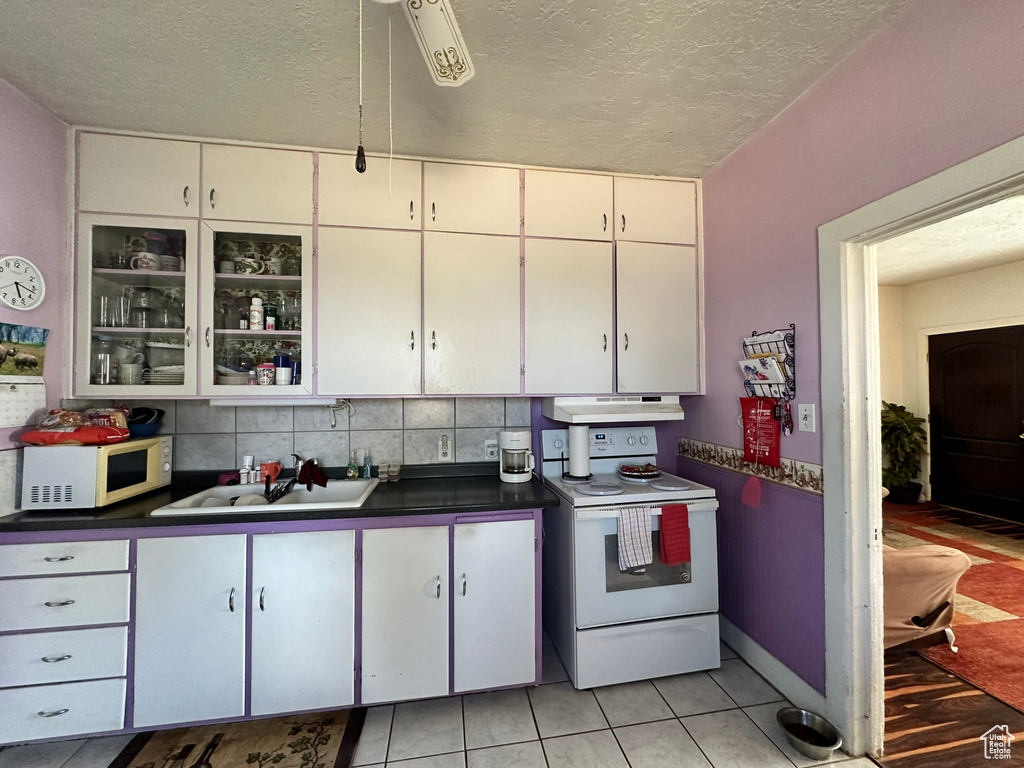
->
<box><xmin>318</xmin><ymin>153</ymin><xmax>422</xmax><ymax>229</ymax></box>
<box><xmin>424</xmin><ymin>232</ymin><xmax>521</xmax><ymax>395</ymax></box>
<box><xmin>251</xmin><ymin>531</ymin><xmax>355</xmax><ymax>716</ymax></box>
<box><xmin>616</xmin><ymin>242</ymin><xmax>698</xmax><ymax>393</ymax></box>
<box><xmin>317</xmin><ymin>228</ymin><xmax>422</xmax><ymax>395</ymax></box>
<box><xmin>524</xmin><ymin>170</ymin><xmax>613</xmax><ymax>241</ymax></box>
<box><xmin>424</xmin><ymin>163</ymin><xmax>520</xmax><ymax>236</ymax></box>
<box><xmin>79</xmin><ymin>134</ymin><xmax>200</xmax><ymax>217</ymax></box>
<box><xmin>614</xmin><ymin>177</ymin><xmax>697</xmax><ymax>245</ymax></box>
<box><xmin>202</xmin><ymin>145</ymin><xmax>313</xmax><ymax>224</ymax></box>
<box><xmin>525</xmin><ymin>240</ymin><xmax>613</xmax><ymax>394</ymax></box>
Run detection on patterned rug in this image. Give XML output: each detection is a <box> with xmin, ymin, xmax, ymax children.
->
<box><xmin>883</xmin><ymin>501</ymin><xmax>1024</xmax><ymax>713</ymax></box>
<box><xmin>109</xmin><ymin>709</ymin><xmax>365</xmax><ymax>768</ymax></box>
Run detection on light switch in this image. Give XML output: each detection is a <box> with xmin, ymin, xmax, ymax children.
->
<box><xmin>798</xmin><ymin>404</ymin><xmax>816</xmax><ymax>433</ymax></box>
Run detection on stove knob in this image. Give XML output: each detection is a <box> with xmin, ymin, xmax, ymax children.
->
<box><xmin>553</xmin><ymin>438</ymin><xmax>564</xmax><ymax>449</ymax></box>
<box><xmin>639</xmin><ymin>435</ymin><xmax>649</xmax><ymax>446</ymax></box>
<box><xmin>626</xmin><ymin>436</ymin><xmax>636</xmax><ymax>446</ymax></box>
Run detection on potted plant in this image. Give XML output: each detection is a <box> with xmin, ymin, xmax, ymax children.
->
<box><xmin>881</xmin><ymin>401</ymin><xmax>928</xmax><ymax>504</ymax></box>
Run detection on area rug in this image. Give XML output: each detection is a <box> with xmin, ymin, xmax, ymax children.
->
<box><xmin>109</xmin><ymin>708</ymin><xmax>365</xmax><ymax>768</ymax></box>
<box><xmin>883</xmin><ymin>502</ymin><xmax>1024</xmax><ymax>712</ymax></box>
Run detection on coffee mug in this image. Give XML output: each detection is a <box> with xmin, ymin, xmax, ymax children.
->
<box><xmin>235</xmin><ymin>257</ymin><xmax>265</xmax><ymax>275</ymax></box>
<box><xmin>260</xmin><ymin>461</ymin><xmax>282</xmax><ymax>483</ymax></box>
<box><xmin>161</xmin><ymin>254</ymin><xmax>182</xmax><ymax>271</ymax></box>
<box><xmin>265</xmin><ymin>257</ymin><xmax>283</xmax><ymax>275</ymax></box>
<box><xmin>114</xmin><ymin>346</ymin><xmax>144</xmax><ymax>365</ymax></box>
<box><xmin>130</xmin><ymin>252</ymin><xmax>161</xmax><ymax>271</ymax></box>
<box><xmin>119</xmin><ymin>362</ymin><xmax>143</xmax><ymax>385</ymax></box>
<box><xmin>275</xmin><ymin>366</ymin><xmax>292</xmax><ymax>385</ymax></box>
<box><xmin>218</xmin><ymin>260</ymin><xmax>236</xmax><ymax>274</ymax></box>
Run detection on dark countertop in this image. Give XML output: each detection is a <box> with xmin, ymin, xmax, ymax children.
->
<box><xmin>0</xmin><ymin>464</ymin><xmax>560</xmax><ymax>532</ymax></box>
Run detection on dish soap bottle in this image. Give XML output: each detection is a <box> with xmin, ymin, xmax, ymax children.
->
<box><xmin>346</xmin><ymin>451</ymin><xmax>359</xmax><ymax>480</ymax></box>
<box><xmin>363</xmin><ymin>449</ymin><xmax>373</xmax><ymax>479</ymax></box>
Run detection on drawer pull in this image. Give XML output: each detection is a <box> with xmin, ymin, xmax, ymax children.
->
<box><xmin>37</xmin><ymin>709</ymin><xmax>69</xmax><ymax>718</ymax></box>
<box><xmin>42</xmin><ymin>655</ymin><xmax>72</xmax><ymax>663</ymax></box>
<box><xmin>43</xmin><ymin>556</ymin><xmax>74</xmax><ymax>562</ymax></box>
<box><xmin>229</xmin><ymin>587</ymin><xmax>235</xmax><ymax>613</ymax></box>
<box><xmin>259</xmin><ymin>586</ymin><xmax>265</xmax><ymax>612</ymax></box>
<box><xmin>44</xmin><ymin>600</ymin><xmax>75</xmax><ymax>607</ymax></box>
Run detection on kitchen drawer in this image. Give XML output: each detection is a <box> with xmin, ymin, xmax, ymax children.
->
<box><xmin>0</xmin><ymin>678</ymin><xmax>126</xmax><ymax>745</ymax></box>
<box><xmin>0</xmin><ymin>574</ymin><xmax>131</xmax><ymax>632</ymax></box>
<box><xmin>0</xmin><ymin>627</ymin><xmax>128</xmax><ymax>688</ymax></box>
<box><xmin>0</xmin><ymin>540</ymin><xmax>129</xmax><ymax>578</ymax></box>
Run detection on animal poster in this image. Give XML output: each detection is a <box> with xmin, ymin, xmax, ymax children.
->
<box><xmin>0</xmin><ymin>322</ymin><xmax>48</xmax><ymax>378</ymax></box>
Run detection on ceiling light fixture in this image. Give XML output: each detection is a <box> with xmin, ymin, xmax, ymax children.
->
<box><xmin>372</xmin><ymin>0</ymin><xmax>475</xmax><ymax>88</ymax></box>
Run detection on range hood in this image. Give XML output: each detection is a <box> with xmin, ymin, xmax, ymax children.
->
<box><xmin>541</xmin><ymin>396</ymin><xmax>684</xmax><ymax>424</ymax></box>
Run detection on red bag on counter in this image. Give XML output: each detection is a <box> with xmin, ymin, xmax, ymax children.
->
<box><xmin>20</xmin><ymin>425</ymin><xmax>130</xmax><ymax>446</ymax></box>
<box><xmin>740</xmin><ymin>397</ymin><xmax>780</xmax><ymax>468</ymax></box>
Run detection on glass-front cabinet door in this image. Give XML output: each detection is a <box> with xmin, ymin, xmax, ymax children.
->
<box><xmin>75</xmin><ymin>214</ymin><xmax>199</xmax><ymax>396</ymax></box>
<box><xmin>199</xmin><ymin>223</ymin><xmax>313</xmax><ymax>395</ymax></box>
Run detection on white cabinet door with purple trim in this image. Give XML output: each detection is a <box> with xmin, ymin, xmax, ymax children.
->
<box><xmin>613</xmin><ymin>177</ymin><xmax>698</xmax><ymax>245</ymax></box>
<box><xmin>453</xmin><ymin>519</ymin><xmax>536</xmax><ymax>692</ymax></box>
<box><xmin>251</xmin><ymin>530</ymin><xmax>355</xmax><ymax>716</ymax></box>
<box><xmin>524</xmin><ymin>169</ymin><xmax>613</xmax><ymax>242</ymax></box>
<box><xmin>361</xmin><ymin>526</ymin><xmax>449</xmax><ymax>704</ymax></box>
<box><xmin>134</xmin><ymin>535</ymin><xmax>247</xmax><ymax>727</ymax></box>
<box><xmin>201</xmin><ymin>145</ymin><xmax>314</xmax><ymax>225</ymax></box>
<box><xmin>423</xmin><ymin>162</ymin><xmax>520</xmax><ymax>236</ymax></box>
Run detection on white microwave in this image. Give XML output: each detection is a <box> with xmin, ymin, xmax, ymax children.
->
<box><xmin>21</xmin><ymin>436</ymin><xmax>173</xmax><ymax>510</ymax></box>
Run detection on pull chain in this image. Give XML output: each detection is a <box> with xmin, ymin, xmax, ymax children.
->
<box><xmin>388</xmin><ymin>3</ymin><xmax>393</xmax><ymax>198</ymax></box>
<box><xmin>355</xmin><ymin>0</ymin><xmax>366</xmax><ymax>173</ymax></box>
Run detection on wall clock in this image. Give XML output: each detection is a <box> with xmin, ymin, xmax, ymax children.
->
<box><xmin>0</xmin><ymin>255</ymin><xmax>46</xmax><ymax>311</ymax></box>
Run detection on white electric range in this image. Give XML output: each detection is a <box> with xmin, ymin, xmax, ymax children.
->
<box><xmin>541</xmin><ymin>427</ymin><xmax>721</xmax><ymax>689</ymax></box>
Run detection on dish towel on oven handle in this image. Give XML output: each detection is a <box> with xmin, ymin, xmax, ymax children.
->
<box><xmin>659</xmin><ymin>504</ymin><xmax>691</xmax><ymax>567</ymax></box>
<box><xmin>617</xmin><ymin>506</ymin><xmax>653</xmax><ymax>574</ymax></box>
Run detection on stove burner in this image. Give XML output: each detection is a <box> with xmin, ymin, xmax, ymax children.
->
<box><xmin>576</xmin><ymin>483</ymin><xmax>624</xmax><ymax>496</ymax></box>
<box><xmin>561</xmin><ymin>472</ymin><xmax>594</xmax><ymax>485</ymax></box>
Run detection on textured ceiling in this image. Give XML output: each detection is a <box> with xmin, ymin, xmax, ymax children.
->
<box><xmin>876</xmin><ymin>196</ymin><xmax>1024</xmax><ymax>286</ymax></box>
<box><xmin>0</xmin><ymin>0</ymin><xmax>909</xmax><ymax>177</ymax></box>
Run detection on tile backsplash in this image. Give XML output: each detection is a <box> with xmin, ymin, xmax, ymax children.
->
<box><xmin>65</xmin><ymin>398</ymin><xmax>532</xmax><ymax>472</ymax></box>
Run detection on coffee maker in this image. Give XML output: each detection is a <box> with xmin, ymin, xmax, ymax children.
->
<box><xmin>498</xmin><ymin>429</ymin><xmax>534</xmax><ymax>484</ymax></box>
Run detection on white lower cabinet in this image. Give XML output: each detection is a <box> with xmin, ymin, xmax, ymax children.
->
<box><xmin>251</xmin><ymin>530</ymin><xmax>356</xmax><ymax>715</ymax></box>
<box><xmin>134</xmin><ymin>535</ymin><xmax>247</xmax><ymax>727</ymax></box>
<box><xmin>0</xmin><ymin>678</ymin><xmax>126</xmax><ymax>744</ymax></box>
<box><xmin>453</xmin><ymin>520</ymin><xmax>536</xmax><ymax>692</ymax></box>
<box><xmin>361</xmin><ymin>526</ymin><xmax>450</xmax><ymax>704</ymax></box>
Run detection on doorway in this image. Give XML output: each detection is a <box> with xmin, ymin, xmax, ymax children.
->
<box><xmin>929</xmin><ymin>325</ymin><xmax>1024</xmax><ymax>521</ymax></box>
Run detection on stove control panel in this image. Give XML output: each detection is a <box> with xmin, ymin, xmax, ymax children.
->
<box><xmin>541</xmin><ymin>427</ymin><xmax>659</xmax><ymax>460</ymax></box>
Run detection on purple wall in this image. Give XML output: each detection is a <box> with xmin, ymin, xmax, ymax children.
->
<box><xmin>679</xmin><ymin>458</ymin><xmax>825</xmax><ymax>693</ymax></box>
<box><xmin>0</xmin><ymin>77</ymin><xmax>68</xmax><ymax>449</ymax></box>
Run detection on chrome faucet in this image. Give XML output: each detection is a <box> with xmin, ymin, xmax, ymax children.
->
<box><xmin>291</xmin><ymin>453</ymin><xmax>318</xmax><ymax>474</ymax></box>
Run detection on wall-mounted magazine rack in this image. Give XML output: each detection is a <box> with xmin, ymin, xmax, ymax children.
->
<box><xmin>741</xmin><ymin>323</ymin><xmax>796</xmax><ymax>401</ymax></box>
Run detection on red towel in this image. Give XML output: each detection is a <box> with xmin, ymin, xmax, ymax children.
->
<box><xmin>659</xmin><ymin>504</ymin><xmax>691</xmax><ymax>566</ymax></box>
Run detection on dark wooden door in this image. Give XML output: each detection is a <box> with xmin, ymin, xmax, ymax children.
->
<box><xmin>929</xmin><ymin>325</ymin><xmax>1024</xmax><ymax>520</ymax></box>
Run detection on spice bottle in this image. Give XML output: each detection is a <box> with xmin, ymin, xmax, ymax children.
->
<box><xmin>249</xmin><ymin>297</ymin><xmax>264</xmax><ymax>330</ymax></box>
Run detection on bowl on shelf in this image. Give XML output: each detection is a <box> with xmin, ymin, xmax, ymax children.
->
<box><xmin>128</xmin><ymin>422</ymin><xmax>160</xmax><ymax>438</ymax></box>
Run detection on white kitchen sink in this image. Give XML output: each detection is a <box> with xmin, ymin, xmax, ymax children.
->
<box><xmin>151</xmin><ymin>478</ymin><xmax>379</xmax><ymax>516</ymax></box>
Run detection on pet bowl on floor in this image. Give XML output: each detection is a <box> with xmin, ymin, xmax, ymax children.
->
<box><xmin>776</xmin><ymin>707</ymin><xmax>842</xmax><ymax>761</ymax></box>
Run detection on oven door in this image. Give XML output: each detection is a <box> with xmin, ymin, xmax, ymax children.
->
<box><xmin>573</xmin><ymin>501</ymin><xmax>718</xmax><ymax>628</ymax></box>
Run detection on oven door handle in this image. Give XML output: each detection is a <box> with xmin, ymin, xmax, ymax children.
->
<box><xmin>573</xmin><ymin>501</ymin><xmax>716</xmax><ymax>520</ymax></box>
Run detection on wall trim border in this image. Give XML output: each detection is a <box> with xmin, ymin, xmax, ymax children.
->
<box><xmin>678</xmin><ymin>438</ymin><xmax>823</xmax><ymax>494</ymax></box>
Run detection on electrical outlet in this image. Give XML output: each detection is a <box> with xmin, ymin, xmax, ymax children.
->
<box><xmin>484</xmin><ymin>439</ymin><xmax>499</xmax><ymax>460</ymax></box>
<box><xmin>438</xmin><ymin>434</ymin><xmax>452</xmax><ymax>462</ymax></box>
<box><xmin>798</xmin><ymin>403</ymin><xmax>816</xmax><ymax>433</ymax></box>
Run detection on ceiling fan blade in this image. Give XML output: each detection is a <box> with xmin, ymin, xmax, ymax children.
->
<box><xmin>402</xmin><ymin>0</ymin><xmax>475</xmax><ymax>87</ymax></box>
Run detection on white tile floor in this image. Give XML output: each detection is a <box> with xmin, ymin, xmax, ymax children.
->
<box><xmin>0</xmin><ymin>637</ymin><xmax>880</xmax><ymax>768</ymax></box>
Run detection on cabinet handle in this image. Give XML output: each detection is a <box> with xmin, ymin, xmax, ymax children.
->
<box><xmin>410</xmin><ymin>201</ymin><xmax>415</xmax><ymax>220</ymax></box>
<box><xmin>205</xmin><ymin>327</ymin><xmax>211</xmax><ymax>348</ymax></box>
<box><xmin>42</xmin><ymin>655</ymin><xmax>72</xmax><ymax>664</ymax></box>
<box><xmin>461</xmin><ymin>574</ymin><xmax>467</xmax><ymax>596</ymax></box>
<box><xmin>184</xmin><ymin>326</ymin><xmax>191</xmax><ymax>348</ymax></box>
<box><xmin>37</xmin><ymin>709</ymin><xmax>69</xmax><ymax>718</ymax></box>
<box><xmin>431</xmin><ymin>331</ymin><xmax>436</xmax><ymax>350</ymax></box>
<box><xmin>435</xmin><ymin>575</ymin><xmax>441</xmax><ymax>599</ymax></box>
<box><xmin>44</xmin><ymin>600</ymin><xmax>74</xmax><ymax>607</ymax></box>
<box><xmin>603</xmin><ymin>213</ymin><xmax>607</xmax><ymax>232</ymax></box>
<box><xmin>621</xmin><ymin>214</ymin><xmax>626</xmax><ymax>232</ymax></box>
<box><xmin>259</xmin><ymin>587</ymin><xmax>265</xmax><ymax>611</ymax></box>
<box><xmin>410</xmin><ymin>331</ymin><xmax>415</xmax><ymax>351</ymax></box>
<box><xmin>210</xmin><ymin>188</ymin><xmax>216</xmax><ymax>209</ymax></box>
<box><xmin>624</xmin><ymin>333</ymin><xmax>629</xmax><ymax>351</ymax></box>
<box><xmin>229</xmin><ymin>587</ymin><xmax>235</xmax><ymax>612</ymax></box>
<box><xmin>603</xmin><ymin>333</ymin><xmax>607</xmax><ymax>352</ymax></box>
<box><xmin>43</xmin><ymin>555</ymin><xmax>73</xmax><ymax>563</ymax></box>
<box><xmin>183</xmin><ymin>185</ymin><xmax>190</xmax><ymax>207</ymax></box>
<box><xmin>431</xmin><ymin>202</ymin><xmax>436</xmax><ymax>221</ymax></box>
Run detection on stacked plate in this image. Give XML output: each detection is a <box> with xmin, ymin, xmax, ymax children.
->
<box><xmin>216</xmin><ymin>364</ymin><xmax>250</xmax><ymax>385</ymax></box>
<box><xmin>618</xmin><ymin>464</ymin><xmax>663</xmax><ymax>484</ymax></box>
<box><xmin>143</xmin><ymin>365</ymin><xmax>185</xmax><ymax>385</ymax></box>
